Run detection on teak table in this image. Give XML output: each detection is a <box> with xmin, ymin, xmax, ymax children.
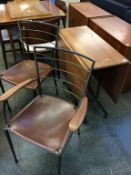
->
<box><xmin>89</xmin><ymin>16</ymin><xmax>131</xmax><ymax>92</ymax></box>
<box><xmin>0</xmin><ymin>1</ymin><xmax>66</xmax><ymax>26</ymax></box>
<box><xmin>58</xmin><ymin>26</ymin><xmax>129</xmax><ymax>102</ymax></box>
<box><xmin>0</xmin><ymin>0</ymin><xmax>66</xmax><ymax>67</ymax></box>
<box><xmin>69</xmin><ymin>2</ymin><xmax>112</xmax><ymax>27</ymax></box>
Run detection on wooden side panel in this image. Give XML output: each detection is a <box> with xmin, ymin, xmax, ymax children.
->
<box><xmin>89</xmin><ymin>19</ymin><xmax>121</xmax><ymax>52</ymax></box>
<box><xmin>93</xmin><ymin>64</ymin><xmax>129</xmax><ymax>102</ymax></box>
<box><xmin>123</xmin><ymin>64</ymin><xmax>131</xmax><ymax>92</ymax></box>
<box><xmin>89</xmin><ymin>19</ymin><xmax>131</xmax><ymax>93</ymax></box>
<box><xmin>69</xmin><ymin>5</ymin><xmax>88</xmax><ymax>27</ymax></box>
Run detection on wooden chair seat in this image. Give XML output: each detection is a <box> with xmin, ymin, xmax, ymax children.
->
<box><xmin>9</xmin><ymin>95</ymin><xmax>76</xmax><ymax>152</ymax></box>
<box><xmin>1</xmin><ymin>60</ymin><xmax>52</xmax><ymax>89</ymax></box>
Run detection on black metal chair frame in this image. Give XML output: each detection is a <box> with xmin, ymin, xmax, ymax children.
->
<box><xmin>0</xmin><ymin>18</ymin><xmax>60</xmax><ymax>97</ymax></box>
<box><xmin>1</xmin><ymin>47</ymin><xmax>95</xmax><ymax>175</ymax></box>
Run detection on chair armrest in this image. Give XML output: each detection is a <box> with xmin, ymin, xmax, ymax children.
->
<box><xmin>69</xmin><ymin>96</ymin><xmax>88</xmax><ymax>132</ymax></box>
<box><xmin>0</xmin><ymin>79</ymin><xmax>35</xmax><ymax>102</ymax></box>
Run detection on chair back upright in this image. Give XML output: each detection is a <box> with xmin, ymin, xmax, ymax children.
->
<box><xmin>34</xmin><ymin>47</ymin><xmax>95</xmax><ymax>108</ymax></box>
<box><xmin>18</xmin><ymin>18</ymin><xmax>60</xmax><ymax>54</ymax></box>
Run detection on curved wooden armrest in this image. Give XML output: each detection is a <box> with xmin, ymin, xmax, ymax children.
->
<box><xmin>0</xmin><ymin>79</ymin><xmax>35</xmax><ymax>102</ymax></box>
<box><xmin>69</xmin><ymin>96</ymin><xmax>88</xmax><ymax>132</ymax></box>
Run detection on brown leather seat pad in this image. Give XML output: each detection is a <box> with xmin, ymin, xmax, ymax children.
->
<box><xmin>1</xmin><ymin>60</ymin><xmax>51</xmax><ymax>89</ymax></box>
<box><xmin>9</xmin><ymin>95</ymin><xmax>76</xmax><ymax>152</ymax></box>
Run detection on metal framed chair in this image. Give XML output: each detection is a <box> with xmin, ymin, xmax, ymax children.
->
<box><xmin>0</xmin><ymin>47</ymin><xmax>95</xmax><ymax>175</ymax></box>
<box><xmin>0</xmin><ymin>18</ymin><xmax>60</xmax><ymax>97</ymax></box>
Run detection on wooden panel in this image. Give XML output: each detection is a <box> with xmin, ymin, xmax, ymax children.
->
<box><xmin>69</xmin><ymin>4</ymin><xmax>88</xmax><ymax>27</ymax></box>
<box><xmin>69</xmin><ymin>2</ymin><xmax>112</xmax><ymax>27</ymax></box>
<box><xmin>89</xmin><ymin>16</ymin><xmax>131</xmax><ymax>92</ymax></box>
<box><xmin>89</xmin><ymin>16</ymin><xmax>131</xmax><ymax>59</ymax></box>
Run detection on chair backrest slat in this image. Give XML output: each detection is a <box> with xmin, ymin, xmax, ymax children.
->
<box><xmin>34</xmin><ymin>47</ymin><xmax>95</xmax><ymax>108</ymax></box>
<box><xmin>18</xmin><ymin>18</ymin><xmax>60</xmax><ymax>53</ymax></box>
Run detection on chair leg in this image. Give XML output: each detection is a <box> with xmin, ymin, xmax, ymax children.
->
<box><xmin>58</xmin><ymin>154</ymin><xmax>62</xmax><ymax>175</ymax></box>
<box><xmin>33</xmin><ymin>89</ymin><xmax>37</xmax><ymax>97</ymax></box>
<box><xmin>88</xmin><ymin>84</ymin><xmax>108</xmax><ymax>118</ymax></box>
<box><xmin>83</xmin><ymin>117</ymin><xmax>88</xmax><ymax>124</ymax></box>
<box><xmin>4</xmin><ymin>130</ymin><xmax>18</xmax><ymax>163</ymax></box>
<box><xmin>8</xmin><ymin>29</ymin><xmax>17</xmax><ymax>64</ymax></box>
<box><xmin>1</xmin><ymin>42</ymin><xmax>8</xmax><ymax>69</ymax></box>
<box><xmin>18</xmin><ymin>40</ymin><xmax>23</xmax><ymax>54</ymax></box>
<box><xmin>77</xmin><ymin>128</ymin><xmax>80</xmax><ymax>136</ymax></box>
<box><xmin>0</xmin><ymin>78</ymin><xmax>5</xmax><ymax>93</ymax></box>
<box><xmin>5</xmin><ymin>101</ymin><xmax>12</xmax><ymax>115</ymax></box>
<box><xmin>52</xmin><ymin>70</ymin><xmax>59</xmax><ymax>95</ymax></box>
<box><xmin>95</xmin><ymin>80</ymin><xmax>101</xmax><ymax>99</ymax></box>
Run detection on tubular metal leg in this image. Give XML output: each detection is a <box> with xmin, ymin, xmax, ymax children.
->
<box><xmin>95</xmin><ymin>98</ymin><xmax>108</xmax><ymax>118</ymax></box>
<box><xmin>95</xmin><ymin>80</ymin><xmax>101</xmax><ymax>99</ymax></box>
<box><xmin>52</xmin><ymin>70</ymin><xmax>59</xmax><ymax>95</ymax></box>
<box><xmin>4</xmin><ymin>130</ymin><xmax>18</xmax><ymax>163</ymax></box>
<box><xmin>77</xmin><ymin>128</ymin><xmax>80</xmax><ymax>136</ymax></box>
<box><xmin>18</xmin><ymin>40</ymin><xmax>23</xmax><ymax>54</ymax></box>
<box><xmin>88</xmin><ymin>86</ymin><xmax>108</xmax><ymax>118</ymax></box>
<box><xmin>33</xmin><ymin>89</ymin><xmax>37</xmax><ymax>97</ymax></box>
<box><xmin>1</xmin><ymin>42</ymin><xmax>8</xmax><ymax>69</ymax></box>
<box><xmin>0</xmin><ymin>79</ymin><xmax>5</xmax><ymax>93</ymax></box>
<box><xmin>58</xmin><ymin>155</ymin><xmax>62</xmax><ymax>175</ymax></box>
<box><xmin>5</xmin><ymin>101</ymin><xmax>12</xmax><ymax>115</ymax></box>
<box><xmin>8</xmin><ymin>29</ymin><xmax>17</xmax><ymax>64</ymax></box>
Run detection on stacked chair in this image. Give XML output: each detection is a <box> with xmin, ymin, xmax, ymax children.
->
<box><xmin>0</xmin><ymin>44</ymin><xmax>95</xmax><ymax>174</ymax></box>
<box><xmin>0</xmin><ymin>18</ymin><xmax>60</xmax><ymax>97</ymax></box>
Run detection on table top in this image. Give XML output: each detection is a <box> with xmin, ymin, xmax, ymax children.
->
<box><xmin>90</xmin><ymin>16</ymin><xmax>131</xmax><ymax>47</ymax></box>
<box><xmin>59</xmin><ymin>26</ymin><xmax>128</xmax><ymax>70</ymax></box>
<box><xmin>69</xmin><ymin>2</ymin><xmax>112</xmax><ymax>19</ymax></box>
<box><xmin>0</xmin><ymin>0</ymin><xmax>66</xmax><ymax>25</ymax></box>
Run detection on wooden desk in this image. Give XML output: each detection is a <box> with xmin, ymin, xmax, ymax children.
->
<box><xmin>89</xmin><ymin>16</ymin><xmax>131</xmax><ymax>92</ymax></box>
<box><xmin>69</xmin><ymin>2</ymin><xmax>112</xmax><ymax>27</ymax></box>
<box><xmin>58</xmin><ymin>26</ymin><xmax>129</xmax><ymax>102</ymax></box>
<box><xmin>0</xmin><ymin>0</ymin><xmax>66</xmax><ymax>26</ymax></box>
